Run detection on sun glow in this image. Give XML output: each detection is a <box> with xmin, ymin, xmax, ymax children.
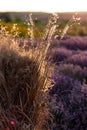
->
<box><xmin>0</xmin><ymin>0</ymin><xmax>87</xmax><ymax>12</ymax></box>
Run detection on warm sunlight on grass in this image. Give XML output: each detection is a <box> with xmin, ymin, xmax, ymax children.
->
<box><xmin>0</xmin><ymin>12</ymin><xmax>86</xmax><ymax>130</ymax></box>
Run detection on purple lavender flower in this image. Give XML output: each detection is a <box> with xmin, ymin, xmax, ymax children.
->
<box><xmin>49</xmin><ymin>71</ymin><xmax>87</xmax><ymax>130</ymax></box>
<box><xmin>58</xmin><ymin>63</ymin><xmax>87</xmax><ymax>83</ymax></box>
<box><xmin>49</xmin><ymin>47</ymin><xmax>73</xmax><ymax>65</ymax></box>
<box><xmin>60</xmin><ymin>36</ymin><xmax>87</xmax><ymax>50</ymax></box>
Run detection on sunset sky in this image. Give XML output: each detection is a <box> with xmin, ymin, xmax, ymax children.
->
<box><xmin>0</xmin><ymin>0</ymin><xmax>87</xmax><ymax>12</ymax></box>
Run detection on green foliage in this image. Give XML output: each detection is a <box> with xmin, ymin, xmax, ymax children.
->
<box><xmin>0</xmin><ymin>13</ymin><xmax>12</xmax><ymax>22</ymax></box>
<box><xmin>12</xmin><ymin>16</ymin><xmax>23</xmax><ymax>24</ymax></box>
<box><xmin>34</xmin><ymin>19</ymin><xmax>46</xmax><ymax>27</ymax></box>
<box><xmin>34</xmin><ymin>19</ymin><xmax>46</xmax><ymax>34</ymax></box>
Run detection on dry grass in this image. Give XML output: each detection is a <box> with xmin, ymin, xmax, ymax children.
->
<box><xmin>0</xmin><ymin>45</ymin><xmax>50</xmax><ymax>130</ymax></box>
<box><xmin>0</xmin><ymin>13</ymin><xmax>58</xmax><ymax>130</ymax></box>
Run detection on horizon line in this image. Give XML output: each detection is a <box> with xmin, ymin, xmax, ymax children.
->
<box><xmin>0</xmin><ymin>10</ymin><xmax>87</xmax><ymax>13</ymax></box>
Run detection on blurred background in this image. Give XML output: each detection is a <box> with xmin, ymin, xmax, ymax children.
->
<box><xmin>0</xmin><ymin>0</ymin><xmax>87</xmax><ymax>37</ymax></box>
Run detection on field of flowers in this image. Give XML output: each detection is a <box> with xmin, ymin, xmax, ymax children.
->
<box><xmin>0</xmin><ymin>13</ymin><xmax>87</xmax><ymax>130</ymax></box>
<box><xmin>48</xmin><ymin>36</ymin><xmax>87</xmax><ymax>130</ymax></box>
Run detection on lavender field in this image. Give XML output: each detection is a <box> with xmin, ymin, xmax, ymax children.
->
<box><xmin>18</xmin><ymin>36</ymin><xmax>87</xmax><ymax>129</ymax></box>
<box><xmin>0</xmin><ymin>13</ymin><xmax>87</xmax><ymax>130</ymax></box>
<box><xmin>48</xmin><ymin>36</ymin><xmax>87</xmax><ymax>130</ymax></box>
<box><xmin>1</xmin><ymin>35</ymin><xmax>87</xmax><ymax>130</ymax></box>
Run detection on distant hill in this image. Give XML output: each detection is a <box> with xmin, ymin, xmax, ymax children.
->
<box><xmin>58</xmin><ymin>12</ymin><xmax>87</xmax><ymax>21</ymax></box>
<box><xmin>0</xmin><ymin>11</ymin><xmax>87</xmax><ymax>22</ymax></box>
<box><xmin>0</xmin><ymin>12</ymin><xmax>50</xmax><ymax>22</ymax></box>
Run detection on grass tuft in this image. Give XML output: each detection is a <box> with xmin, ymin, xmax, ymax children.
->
<box><xmin>0</xmin><ymin>13</ymin><xmax>58</xmax><ymax>130</ymax></box>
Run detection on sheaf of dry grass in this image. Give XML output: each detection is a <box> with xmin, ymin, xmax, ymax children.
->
<box><xmin>0</xmin><ymin>13</ymin><xmax>58</xmax><ymax>130</ymax></box>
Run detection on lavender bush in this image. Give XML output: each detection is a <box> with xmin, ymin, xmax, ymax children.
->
<box><xmin>49</xmin><ymin>47</ymin><xmax>73</xmax><ymax>65</ymax></box>
<box><xmin>57</xmin><ymin>63</ymin><xmax>87</xmax><ymax>83</ymax></box>
<box><xmin>60</xmin><ymin>36</ymin><xmax>87</xmax><ymax>50</ymax></box>
<box><xmin>49</xmin><ymin>72</ymin><xmax>87</xmax><ymax>130</ymax></box>
<box><xmin>66</xmin><ymin>52</ymin><xmax>87</xmax><ymax>68</ymax></box>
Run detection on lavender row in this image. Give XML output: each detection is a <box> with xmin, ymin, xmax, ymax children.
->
<box><xmin>49</xmin><ymin>48</ymin><xmax>87</xmax><ymax>66</ymax></box>
<box><xmin>18</xmin><ymin>36</ymin><xmax>87</xmax><ymax>51</ymax></box>
<box><xmin>60</xmin><ymin>36</ymin><xmax>87</xmax><ymax>50</ymax></box>
<box><xmin>48</xmin><ymin>47</ymin><xmax>73</xmax><ymax>65</ymax></box>
<box><xmin>66</xmin><ymin>52</ymin><xmax>87</xmax><ymax>68</ymax></box>
<box><xmin>57</xmin><ymin>63</ymin><xmax>87</xmax><ymax>83</ymax></box>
